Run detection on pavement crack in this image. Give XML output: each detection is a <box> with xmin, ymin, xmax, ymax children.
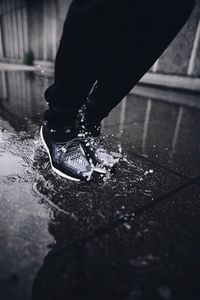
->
<box><xmin>135</xmin><ymin>174</ymin><xmax>200</xmax><ymax>217</ymax></box>
<box><xmin>79</xmin><ymin>175</ymin><xmax>200</xmax><ymax>246</ymax></box>
<box><xmin>127</xmin><ymin>150</ymin><xmax>189</xmax><ymax>180</ymax></box>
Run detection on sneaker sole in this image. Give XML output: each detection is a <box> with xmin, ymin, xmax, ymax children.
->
<box><xmin>40</xmin><ymin>126</ymin><xmax>80</xmax><ymax>182</ymax></box>
<box><xmin>93</xmin><ymin>166</ymin><xmax>107</xmax><ymax>174</ymax></box>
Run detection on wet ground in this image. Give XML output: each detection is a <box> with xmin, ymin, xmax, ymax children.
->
<box><xmin>0</xmin><ymin>69</ymin><xmax>200</xmax><ymax>300</ymax></box>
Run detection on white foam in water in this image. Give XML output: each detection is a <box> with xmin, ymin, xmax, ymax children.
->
<box><xmin>118</xmin><ymin>144</ymin><xmax>122</xmax><ymax>153</ymax></box>
<box><xmin>144</xmin><ymin>169</ymin><xmax>154</xmax><ymax>176</ymax></box>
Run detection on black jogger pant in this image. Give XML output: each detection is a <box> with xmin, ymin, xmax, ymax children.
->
<box><xmin>44</xmin><ymin>0</ymin><xmax>195</xmax><ymax>129</ymax></box>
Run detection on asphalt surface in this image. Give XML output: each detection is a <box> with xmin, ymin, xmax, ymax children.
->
<box><xmin>0</xmin><ymin>70</ymin><xmax>200</xmax><ymax>300</ymax></box>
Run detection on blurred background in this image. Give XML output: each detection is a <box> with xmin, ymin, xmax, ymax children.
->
<box><xmin>0</xmin><ymin>0</ymin><xmax>200</xmax><ymax>154</ymax></box>
<box><xmin>0</xmin><ymin>0</ymin><xmax>200</xmax><ymax>77</ymax></box>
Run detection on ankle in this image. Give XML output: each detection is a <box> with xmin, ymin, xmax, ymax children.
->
<box><xmin>43</xmin><ymin>122</ymin><xmax>75</xmax><ymax>142</ymax></box>
<box><xmin>44</xmin><ymin>106</ymin><xmax>78</xmax><ymax>131</ymax></box>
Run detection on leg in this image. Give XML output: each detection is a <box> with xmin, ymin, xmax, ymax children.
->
<box><xmin>41</xmin><ymin>0</ymin><xmax>120</xmax><ymax>181</ymax></box>
<box><xmin>41</xmin><ymin>0</ymin><xmax>195</xmax><ymax>181</ymax></box>
<box><xmin>44</xmin><ymin>0</ymin><xmax>114</xmax><ymax>129</ymax></box>
<box><xmin>85</xmin><ymin>0</ymin><xmax>196</xmax><ymax>121</ymax></box>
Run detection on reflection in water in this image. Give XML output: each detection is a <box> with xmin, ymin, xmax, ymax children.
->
<box><xmin>118</xmin><ymin>97</ymin><xmax>127</xmax><ymax>137</ymax></box>
<box><xmin>1</xmin><ymin>69</ymin><xmax>200</xmax><ymax>178</ymax></box>
<box><xmin>1</xmin><ymin>71</ymin><xmax>7</xmax><ymax>99</ymax></box>
<box><xmin>171</xmin><ymin>107</ymin><xmax>183</xmax><ymax>156</ymax></box>
<box><xmin>31</xmin><ymin>175</ymin><xmax>129</xmax><ymax>300</ymax></box>
<box><xmin>142</xmin><ymin>99</ymin><xmax>152</xmax><ymax>155</ymax></box>
<box><xmin>0</xmin><ymin>70</ymin><xmax>51</xmax><ymax>132</ymax></box>
<box><xmin>31</xmin><ymin>210</ymin><xmax>134</xmax><ymax>300</ymax></box>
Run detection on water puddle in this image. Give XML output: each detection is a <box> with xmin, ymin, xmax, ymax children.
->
<box><xmin>0</xmin><ymin>153</ymin><xmax>27</xmax><ymax>176</ymax></box>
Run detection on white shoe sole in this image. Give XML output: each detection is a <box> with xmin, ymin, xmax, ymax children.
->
<box><xmin>40</xmin><ymin>126</ymin><xmax>80</xmax><ymax>182</ymax></box>
<box><xmin>93</xmin><ymin>160</ymin><xmax>119</xmax><ymax>174</ymax></box>
<box><xmin>93</xmin><ymin>166</ymin><xmax>107</xmax><ymax>174</ymax></box>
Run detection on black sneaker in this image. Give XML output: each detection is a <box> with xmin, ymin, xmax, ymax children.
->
<box><xmin>82</xmin><ymin>136</ymin><xmax>119</xmax><ymax>173</ymax></box>
<box><xmin>40</xmin><ymin>124</ymin><xmax>93</xmax><ymax>181</ymax></box>
<box><xmin>75</xmin><ymin>108</ymin><xmax>118</xmax><ymax>173</ymax></box>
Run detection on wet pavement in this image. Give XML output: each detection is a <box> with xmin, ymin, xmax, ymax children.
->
<box><xmin>0</xmin><ymin>70</ymin><xmax>200</xmax><ymax>300</ymax></box>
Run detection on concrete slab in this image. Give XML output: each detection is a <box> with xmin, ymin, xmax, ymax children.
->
<box><xmin>0</xmin><ymin>69</ymin><xmax>199</xmax><ymax>300</ymax></box>
<box><xmin>31</xmin><ymin>183</ymin><xmax>200</xmax><ymax>300</ymax></box>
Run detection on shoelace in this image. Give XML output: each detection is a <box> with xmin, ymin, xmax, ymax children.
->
<box><xmin>88</xmin><ymin>137</ymin><xmax>117</xmax><ymax>166</ymax></box>
<box><xmin>56</xmin><ymin>138</ymin><xmax>85</xmax><ymax>164</ymax></box>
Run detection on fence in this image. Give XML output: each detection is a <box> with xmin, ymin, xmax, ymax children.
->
<box><xmin>0</xmin><ymin>0</ymin><xmax>200</xmax><ymax>77</ymax></box>
<box><xmin>0</xmin><ymin>0</ymin><xmax>71</xmax><ymax>63</ymax></box>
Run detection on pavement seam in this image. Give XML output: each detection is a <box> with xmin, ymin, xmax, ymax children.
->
<box><xmin>109</xmin><ymin>135</ymin><xmax>189</xmax><ymax>180</ymax></box>
<box><xmin>135</xmin><ymin>174</ymin><xmax>200</xmax><ymax>216</ymax></box>
<box><xmin>80</xmin><ymin>174</ymin><xmax>200</xmax><ymax>246</ymax></box>
<box><xmin>127</xmin><ymin>150</ymin><xmax>189</xmax><ymax>180</ymax></box>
